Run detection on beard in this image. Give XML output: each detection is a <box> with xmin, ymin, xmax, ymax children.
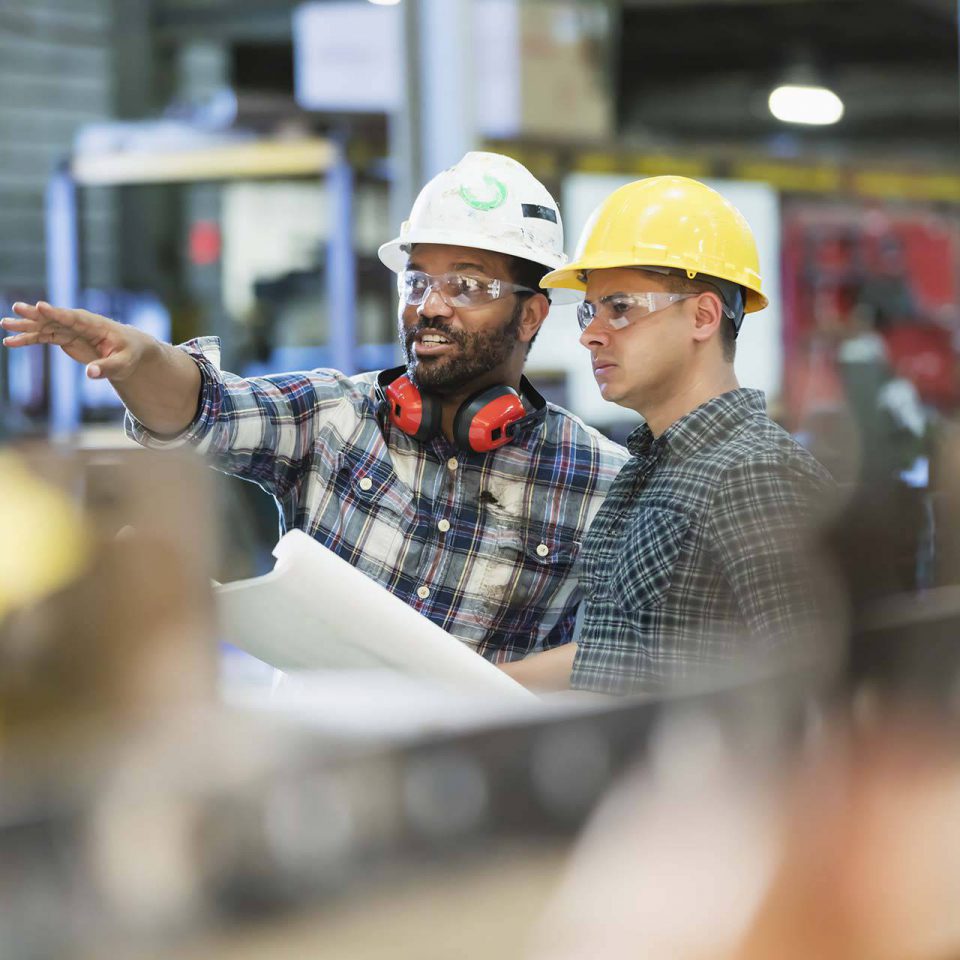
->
<box><xmin>400</xmin><ymin>300</ymin><xmax>524</xmax><ymax>395</ymax></box>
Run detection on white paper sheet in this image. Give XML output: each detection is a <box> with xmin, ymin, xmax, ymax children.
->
<box><xmin>216</xmin><ymin>530</ymin><xmax>533</xmax><ymax>701</ymax></box>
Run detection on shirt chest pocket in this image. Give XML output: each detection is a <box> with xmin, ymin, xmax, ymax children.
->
<box><xmin>475</xmin><ymin>523</ymin><xmax>581</xmax><ymax>611</ymax></box>
<box><xmin>605</xmin><ymin>508</ymin><xmax>690</xmax><ymax>611</ymax></box>
<box><xmin>321</xmin><ymin>454</ymin><xmax>416</xmax><ymax>579</ymax></box>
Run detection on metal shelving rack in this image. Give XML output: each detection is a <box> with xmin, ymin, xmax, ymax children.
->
<box><xmin>45</xmin><ymin>136</ymin><xmax>374</xmax><ymax>436</ymax></box>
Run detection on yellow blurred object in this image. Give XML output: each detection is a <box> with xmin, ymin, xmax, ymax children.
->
<box><xmin>0</xmin><ymin>452</ymin><xmax>90</xmax><ymax>622</ymax></box>
<box><xmin>541</xmin><ymin>175</ymin><xmax>768</xmax><ymax>313</ymax></box>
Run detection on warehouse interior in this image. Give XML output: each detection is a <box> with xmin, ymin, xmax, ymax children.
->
<box><xmin>2</xmin><ymin>0</ymin><xmax>960</xmax><ymax>956</ymax></box>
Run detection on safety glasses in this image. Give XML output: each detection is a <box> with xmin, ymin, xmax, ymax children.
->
<box><xmin>576</xmin><ymin>292</ymin><xmax>697</xmax><ymax>332</ymax></box>
<box><xmin>398</xmin><ymin>270</ymin><xmax>536</xmax><ymax>310</ymax></box>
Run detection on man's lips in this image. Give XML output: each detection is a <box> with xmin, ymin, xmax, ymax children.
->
<box><xmin>409</xmin><ymin>329</ymin><xmax>458</xmax><ymax>358</ymax></box>
<box><xmin>592</xmin><ymin>359</ymin><xmax>616</xmax><ymax>376</ymax></box>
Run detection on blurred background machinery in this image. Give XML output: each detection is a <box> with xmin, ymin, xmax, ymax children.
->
<box><xmin>2</xmin><ymin>0</ymin><xmax>954</xmax><ymax>581</ymax></box>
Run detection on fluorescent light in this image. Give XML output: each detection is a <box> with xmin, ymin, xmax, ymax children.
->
<box><xmin>367</xmin><ymin>0</ymin><xmax>401</xmax><ymax>5</ymax></box>
<box><xmin>768</xmin><ymin>84</ymin><xmax>844</xmax><ymax>126</ymax></box>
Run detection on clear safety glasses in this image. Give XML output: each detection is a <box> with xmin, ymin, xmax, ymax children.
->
<box><xmin>576</xmin><ymin>292</ymin><xmax>697</xmax><ymax>333</ymax></box>
<box><xmin>398</xmin><ymin>270</ymin><xmax>536</xmax><ymax>310</ymax></box>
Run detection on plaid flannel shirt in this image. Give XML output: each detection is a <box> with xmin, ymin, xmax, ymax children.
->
<box><xmin>126</xmin><ymin>337</ymin><xmax>628</xmax><ymax>662</ymax></box>
<box><xmin>573</xmin><ymin>389</ymin><xmax>838</xmax><ymax>695</ymax></box>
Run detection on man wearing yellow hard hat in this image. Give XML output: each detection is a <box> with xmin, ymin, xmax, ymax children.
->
<box><xmin>501</xmin><ymin>176</ymin><xmax>839</xmax><ymax>695</ymax></box>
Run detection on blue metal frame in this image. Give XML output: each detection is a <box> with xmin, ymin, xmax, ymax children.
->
<box><xmin>44</xmin><ymin>163</ymin><xmax>81</xmax><ymax>436</ymax></box>
<box><xmin>43</xmin><ymin>137</ymin><xmax>384</xmax><ymax>432</ymax></box>
<box><xmin>326</xmin><ymin>137</ymin><xmax>357</xmax><ymax>374</ymax></box>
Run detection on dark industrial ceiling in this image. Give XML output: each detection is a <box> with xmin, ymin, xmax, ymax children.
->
<box><xmin>155</xmin><ymin>0</ymin><xmax>959</xmax><ymax>161</ymax></box>
<box><xmin>617</xmin><ymin>0</ymin><xmax>959</xmax><ymax>159</ymax></box>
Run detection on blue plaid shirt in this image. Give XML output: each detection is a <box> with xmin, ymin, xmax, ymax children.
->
<box><xmin>573</xmin><ymin>389</ymin><xmax>838</xmax><ymax>695</ymax></box>
<box><xmin>126</xmin><ymin>338</ymin><xmax>628</xmax><ymax>662</ymax></box>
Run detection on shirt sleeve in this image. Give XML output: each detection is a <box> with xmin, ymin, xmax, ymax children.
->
<box><xmin>124</xmin><ymin>337</ymin><xmax>364</xmax><ymax>499</ymax></box>
<box><xmin>708</xmin><ymin>456</ymin><xmax>839</xmax><ymax>669</ymax></box>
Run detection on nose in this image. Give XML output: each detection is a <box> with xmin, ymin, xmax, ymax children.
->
<box><xmin>579</xmin><ymin>316</ymin><xmax>609</xmax><ymax>349</ymax></box>
<box><xmin>417</xmin><ymin>284</ymin><xmax>453</xmax><ymax>318</ymax></box>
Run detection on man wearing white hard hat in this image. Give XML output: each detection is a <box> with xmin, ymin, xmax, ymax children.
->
<box><xmin>3</xmin><ymin>153</ymin><xmax>626</xmax><ymax>663</ymax></box>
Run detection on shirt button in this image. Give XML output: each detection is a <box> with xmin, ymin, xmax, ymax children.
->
<box><xmin>358</xmin><ymin>477</ymin><xmax>373</xmax><ymax>491</ymax></box>
<box><xmin>417</xmin><ymin>586</ymin><xmax>430</xmax><ymax>600</ymax></box>
<box><xmin>447</xmin><ymin>458</ymin><xmax>459</xmax><ymax>471</ymax></box>
<box><xmin>437</xmin><ymin>519</ymin><xmax>451</xmax><ymax>533</ymax></box>
<box><xmin>536</xmin><ymin>543</ymin><xmax>550</xmax><ymax>558</ymax></box>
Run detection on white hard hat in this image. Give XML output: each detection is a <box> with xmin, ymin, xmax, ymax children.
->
<box><xmin>378</xmin><ymin>152</ymin><xmax>569</xmax><ymax>275</ymax></box>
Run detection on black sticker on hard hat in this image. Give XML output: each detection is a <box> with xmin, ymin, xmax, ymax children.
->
<box><xmin>521</xmin><ymin>204</ymin><xmax>558</xmax><ymax>224</ymax></box>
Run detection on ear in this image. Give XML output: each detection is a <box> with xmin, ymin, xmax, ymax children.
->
<box><xmin>516</xmin><ymin>293</ymin><xmax>550</xmax><ymax>345</ymax></box>
<box><xmin>690</xmin><ymin>292</ymin><xmax>724</xmax><ymax>347</ymax></box>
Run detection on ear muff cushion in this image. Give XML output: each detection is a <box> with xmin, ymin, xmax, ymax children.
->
<box><xmin>383</xmin><ymin>374</ymin><xmax>441</xmax><ymax>442</ymax></box>
<box><xmin>453</xmin><ymin>385</ymin><xmax>525</xmax><ymax>452</ymax></box>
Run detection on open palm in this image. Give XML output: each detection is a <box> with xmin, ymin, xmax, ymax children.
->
<box><xmin>1</xmin><ymin>302</ymin><xmax>141</xmax><ymax>380</ymax></box>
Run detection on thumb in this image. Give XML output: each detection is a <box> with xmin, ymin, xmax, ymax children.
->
<box><xmin>86</xmin><ymin>351</ymin><xmax>133</xmax><ymax>381</ymax></box>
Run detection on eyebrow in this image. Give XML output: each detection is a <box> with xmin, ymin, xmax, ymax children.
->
<box><xmin>452</xmin><ymin>261</ymin><xmax>494</xmax><ymax>275</ymax></box>
<box><xmin>583</xmin><ymin>291</ymin><xmax>631</xmax><ymax>303</ymax></box>
<box><xmin>405</xmin><ymin>261</ymin><xmax>493</xmax><ymax>275</ymax></box>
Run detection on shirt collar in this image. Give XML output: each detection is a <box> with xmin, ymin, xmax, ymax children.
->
<box><xmin>627</xmin><ymin>388</ymin><xmax>767</xmax><ymax>461</ymax></box>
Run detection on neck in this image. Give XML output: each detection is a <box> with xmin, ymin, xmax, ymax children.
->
<box><xmin>641</xmin><ymin>365</ymin><xmax>740</xmax><ymax>438</ymax></box>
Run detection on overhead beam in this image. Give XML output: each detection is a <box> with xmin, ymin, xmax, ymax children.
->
<box><xmin>71</xmin><ymin>138</ymin><xmax>336</xmax><ymax>186</ymax></box>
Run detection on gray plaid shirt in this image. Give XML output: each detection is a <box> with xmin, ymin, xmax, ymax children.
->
<box><xmin>572</xmin><ymin>389</ymin><xmax>837</xmax><ymax>695</ymax></box>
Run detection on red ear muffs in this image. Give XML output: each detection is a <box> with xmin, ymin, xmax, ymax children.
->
<box><xmin>381</xmin><ymin>372</ymin><xmax>442</xmax><ymax>442</ymax></box>
<box><xmin>377</xmin><ymin>368</ymin><xmax>530</xmax><ymax>452</ymax></box>
<box><xmin>453</xmin><ymin>385</ymin><xmax>526</xmax><ymax>453</ymax></box>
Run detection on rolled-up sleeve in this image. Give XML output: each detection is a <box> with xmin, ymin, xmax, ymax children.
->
<box><xmin>125</xmin><ymin>337</ymin><xmax>360</xmax><ymax>499</ymax></box>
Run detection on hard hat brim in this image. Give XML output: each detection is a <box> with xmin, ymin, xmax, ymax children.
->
<box><xmin>379</xmin><ymin>234</ymin><xmax>582</xmax><ymax>305</ymax></box>
<box><xmin>541</xmin><ymin>257</ymin><xmax>769</xmax><ymax>314</ymax></box>
<box><xmin>378</xmin><ymin>231</ymin><xmax>567</xmax><ymax>273</ymax></box>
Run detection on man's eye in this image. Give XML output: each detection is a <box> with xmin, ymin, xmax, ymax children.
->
<box><xmin>609</xmin><ymin>298</ymin><xmax>633</xmax><ymax>315</ymax></box>
<box><xmin>457</xmin><ymin>276</ymin><xmax>483</xmax><ymax>294</ymax></box>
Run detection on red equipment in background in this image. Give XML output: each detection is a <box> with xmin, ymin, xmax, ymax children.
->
<box><xmin>782</xmin><ymin>201</ymin><xmax>960</xmax><ymax>419</ymax></box>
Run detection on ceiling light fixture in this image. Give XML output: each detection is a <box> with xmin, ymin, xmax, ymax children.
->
<box><xmin>367</xmin><ymin>0</ymin><xmax>401</xmax><ymax>5</ymax></box>
<box><xmin>768</xmin><ymin>83</ymin><xmax>844</xmax><ymax>126</ymax></box>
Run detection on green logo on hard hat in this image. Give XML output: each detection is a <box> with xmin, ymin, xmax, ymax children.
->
<box><xmin>459</xmin><ymin>175</ymin><xmax>508</xmax><ymax>211</ymax></box>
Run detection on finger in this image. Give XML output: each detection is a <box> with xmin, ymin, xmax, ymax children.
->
<box><xmin>38</xmin><ymin>326</ymin><xmax>72</xmax><ymax>346</ymax></box>
<box><xmin>35</xmin><ymin>301</ymin><xmax>83</xmax><ymax>330</ymax></box>
<box><xmin>2</xmin><ymin>332</ymin><xmax>41</xmax><ymax>348</ymax></box>
<box><xmin>37</xmin><ymin>302</ymin><xmax>106</xmax><ymax>342</ymax></box>
<box><xmin>11</xmin><ymin>301</ymin><xmax>41</xmax><ymax>321</ymax></box>
<box><xmin>1</xmin><ymin>316</ymin><xmax>40</xmax><ymax>334</ymax></box>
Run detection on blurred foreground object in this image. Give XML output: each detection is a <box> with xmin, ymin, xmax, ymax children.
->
<box><xmin>0</xmin><ymin>451</ymin><xmax>90</xmax><ymax>624</ymax></box>
<box><xmin>0</xmin><ymin>446</ymin><xmax>216</xmax><ymax>764</ymax></box>
<box><xmin>530</xmin><ymin>708</ymin><xmax>960</xmax><ymax>960</ymax></box>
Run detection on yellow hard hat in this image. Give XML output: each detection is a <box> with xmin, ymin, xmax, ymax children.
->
<box><xmin>541</xmin><ymin>176</ymin><xmax>768</xmax><ymax>314</ymax></box>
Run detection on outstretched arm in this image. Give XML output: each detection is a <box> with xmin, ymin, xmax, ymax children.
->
<box><xmin>2</xmin><ymin>301</ymin><xmax>201</xmax><ymax>435</ymax></box>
